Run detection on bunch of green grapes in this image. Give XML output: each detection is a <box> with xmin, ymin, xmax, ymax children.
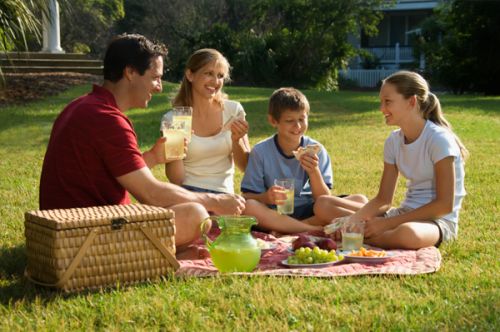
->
<box><xmin>287</xmin><ymin>246</ymin><xmax>343</xmax><ymax>264</ymax></box>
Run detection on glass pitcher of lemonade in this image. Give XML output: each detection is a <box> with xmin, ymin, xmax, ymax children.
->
<box><xmin>202</xmin><ymin>216</ymin><xmax>261</xmax><ymax>273</ymax></box>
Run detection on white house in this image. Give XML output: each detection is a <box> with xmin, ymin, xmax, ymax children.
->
<box><xmin>342</xmin><ymin>0</ymin><xmax>441</xmax><ymax>88</ymax></box>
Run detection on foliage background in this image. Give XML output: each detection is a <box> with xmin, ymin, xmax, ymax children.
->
<box><xmin>416</xmin><ymin>0</ymin><xmax>500</xmax><ymax>95</ymax></box>
<box><xmin>2</xmin><ymin>0</ymin><xmax>500</xmax><ymax>94</ymax></box>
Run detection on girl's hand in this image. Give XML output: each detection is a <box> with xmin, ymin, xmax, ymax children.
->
<box><xmin>299</xmin><ymin>153</ymin><xmax>320</xmax><ymax>174</ymax></box>
<box><xmin>363</xmin><ymin>217</ymin><xmax>391</xmax><ymax>239</ymax></box>
<box><xmin>266</xmin><ymin>185</ymin><xmax>287</xmax><ymax>205</ymax></box>
<box><xmin>230</xmin><ymin>119</ymin><xmax>249</xmax><ymax>142</ymax></box>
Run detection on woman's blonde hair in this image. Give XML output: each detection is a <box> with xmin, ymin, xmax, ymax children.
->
<box><xmin>383</xmin><ymin>71</ymin><xmax>469</xmax><ymax>160</ymax></box>
<box><xmin>173</xmin><ymin>48</ymin><xmax>231</xmax><ymax>108</ymax></box>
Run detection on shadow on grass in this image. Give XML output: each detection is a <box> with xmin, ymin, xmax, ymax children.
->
<box><xmin>0</xmin><ymin>244</ymin><xmax>58</xmax><ymax>304</ymax></box>
<box><xmin>440</xmin><ymin>95</ymin><xmax>500</xmax><ymax>115</ymax></box>
<box><xmin>0</xmin><ymin>244</ymin><xmax>138</xmax><ymax>303</ymax></box>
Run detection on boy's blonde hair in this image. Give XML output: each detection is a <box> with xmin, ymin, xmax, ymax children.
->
<box><xmin>268</xmin><ymin>87</ymin><xmax>310</xmax><ymax>121</ymax></box>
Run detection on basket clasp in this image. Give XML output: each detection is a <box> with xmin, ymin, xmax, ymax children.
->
<box><xmin>111</xmin><ymin>217</ymin><xmax>128</xmax><ymax>230</ymax></box>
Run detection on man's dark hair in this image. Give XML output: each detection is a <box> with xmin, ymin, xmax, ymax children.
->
<box><xmin>103</xmin><ymin>33</ymin><xmax>168</xmax><ymax>82</ymax></box>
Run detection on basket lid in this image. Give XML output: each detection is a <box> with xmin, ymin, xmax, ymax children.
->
<box><xmin>25</xmin><ymin>204</ymin><xmax>174</xmax><ymax>230</ymax></box>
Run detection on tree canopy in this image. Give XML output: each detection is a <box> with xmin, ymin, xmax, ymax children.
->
<box><xmin>418</xmin><ymin>0</ymin><xmax>500</xmax><ymax>95</ymax></box>
<box><xmin>114</xmin><ymin>0</ymin><xmax>384</xmax><ymax>89</ymax></box>
<box><xmin>0</xmin><ymin>0</ymin><xmax>47</xmax><ymax>52</ymax></box>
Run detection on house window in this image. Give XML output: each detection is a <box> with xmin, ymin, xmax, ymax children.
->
<box><xmin>361</xmin><ymin>10</ymin><xmax>431</xmax><ymax>47</ymax></box>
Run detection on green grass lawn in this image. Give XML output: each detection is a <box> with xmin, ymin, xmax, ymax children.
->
<box><xmin>0</xmin><ymin>82</ymin><xmax>498</xmax><ymax>331</ymax></box>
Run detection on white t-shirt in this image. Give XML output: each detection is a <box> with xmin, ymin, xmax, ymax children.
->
<box><xmin>384</xmin><ymin>120</ymin><xmax>465</xmax><ymax>223</ymax></box>
<box><xmin>164</xmin><ymin>100</ymin><xmax>245</xmax><ymax>193</ymax></box>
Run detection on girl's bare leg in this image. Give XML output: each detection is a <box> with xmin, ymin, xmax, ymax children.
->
<box><xmin>365</xmin><ymin>221</ymin><xmax>440</xmax><ymax>250</ymax></box>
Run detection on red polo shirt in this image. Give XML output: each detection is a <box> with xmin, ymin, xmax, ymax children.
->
<box><xmin>39</xmin><ymin>85</ymin><xmax>146</xmax><ymax>209</ymax></box>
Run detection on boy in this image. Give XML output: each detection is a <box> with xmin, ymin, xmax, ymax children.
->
<box><xmin>241</xmin><ymin>88</ymin><xmax>337</xmax><ymax>233</ymax></box>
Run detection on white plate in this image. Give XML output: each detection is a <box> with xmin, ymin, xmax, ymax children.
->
<box><xmin>256</xmin><ymin>239</ymin><xmax>278</xmax><ymax>251</ymax></box>
<box><xmin>280</xmin><ymin>259</ymin><xmax>343</xmax><ymax>268</ymax></box>
<box><xmin>260</xmin><ymin>244</ymin><xmax>278</xmax><ymax>252</ymax></box>
<box><xmin>343</xmin><ymin>252</ymin><xmax>397</xmax><ymax>264</ymax></box>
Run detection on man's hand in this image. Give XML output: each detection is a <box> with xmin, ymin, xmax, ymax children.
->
<box><xmin>210</xmin><ymin>194</ymin><xmax>246</xmax><ymax>216</ymax></box>
<box><xmin>143</xmin><ymin>137</ymin><xmax>167</xmax><ymax>168</ymax></box>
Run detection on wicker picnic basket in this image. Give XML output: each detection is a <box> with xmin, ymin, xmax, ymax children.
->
<box><xmin>24</xmin><ymin>204</ymin><xmax>180</xmax><ymax>292</ymax></box>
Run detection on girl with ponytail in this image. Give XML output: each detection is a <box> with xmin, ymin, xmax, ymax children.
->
<box><xmin>316</xmin><ymin>71</ymin><xmax>467</xmax><ymax>249</ymax></box>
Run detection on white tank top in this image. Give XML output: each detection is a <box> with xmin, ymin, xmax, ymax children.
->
<box><xmin>182</xmin><ymin>100</ymin><xmax>245</xmax><ymax>193</ymax></box>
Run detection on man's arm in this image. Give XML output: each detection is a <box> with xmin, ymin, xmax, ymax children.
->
<box><xmin>116</xmin><ymin>167</ymin><xmax>245</xmax><ymax>215</ymax></box>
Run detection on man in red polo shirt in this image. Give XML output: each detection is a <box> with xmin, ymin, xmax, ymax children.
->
<box><xmin>40</xmin><ymin>34</ymin><xmax>245</xmax><ymax>255</ymax></box>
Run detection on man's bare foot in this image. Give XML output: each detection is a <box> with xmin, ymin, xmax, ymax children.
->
<box><xmin>175</xmin><ymin>245</ymin><xmax>210</xmax><ymax>260</ymax></box>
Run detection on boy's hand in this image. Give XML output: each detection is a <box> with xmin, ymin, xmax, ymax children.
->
<box><xmin>299</xmin><ymin>153</ymin><xmax>320</xmax><ymax>174</ymax></box>
<box><xmin>230</xmin><ymin>119</ymin><xmax>249</xmax><ymax>142</ymax></box>
<box><xmin>266</xmin><ymin>185</ymin><xmax>287</xmax><ymax>205</ymax></box>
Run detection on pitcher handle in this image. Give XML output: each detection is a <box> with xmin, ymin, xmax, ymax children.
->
<box><xmin>200</xmin><ymin>217</ymin><xmax>213</xmax><ymax>249</ymax></box>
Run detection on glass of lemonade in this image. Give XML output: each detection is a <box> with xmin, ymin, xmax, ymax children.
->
<box><xmin>341</xmin><ymin>221</ymin><xmax>365</xmax><ymax>251</ymax></box>
<box><xmin>274</xmin><ymin>178</ymin><xmax>295</xmax><ymax>215</ymax></box>
<box><xmin>171</xmin><ymin>106</ymin><xmax>193</xmax><ymax>142</ymax></box>
<box><xmin>161</xmin><ymin>106</ymin><xmax>192</xmax><ymax>160</ymax></box>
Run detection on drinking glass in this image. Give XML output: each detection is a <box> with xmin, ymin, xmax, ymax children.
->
<box><xmin>341</xmin><ymin>221</ymin><xmax>365</xmax><ymax>251</ymax></box>
<box><xmin>171</xmin><ymin>106</ymin><xmax>193</xmax><ymax>142</ymax></box>
<box><xmin>274</xmin><ymin>178</ymin><xmax>295</xmax><ymax>215</ymax></box>
<box><xmin>161</xmin><ymin>106</ymin><xmax>192</xmax><ymax>160</ymax></box>
<box><xmin>161</xmin><ymin>122</ymin><xmax>185</xmax><ymax>160</ymax></box>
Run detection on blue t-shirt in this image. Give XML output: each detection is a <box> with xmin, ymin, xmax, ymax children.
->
<box><xmin>241</xmin><ymin>134</ymin><xmax>333</xmax><ymax>209</ymax></box>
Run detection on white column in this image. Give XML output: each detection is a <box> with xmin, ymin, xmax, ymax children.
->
<box><xmin>419</xmin><ymin>53</ymin><xmax>426</xmax><ymax>71</ymax></box>
<box><xmin>41</xmin><ymin>0</ymin><xmax>64</xmax><ymax>53</ymax></box>
<box><xmin>395</xmin><ymin>42</ymin><xmax>400</xmax><ymax>68</ymax></box>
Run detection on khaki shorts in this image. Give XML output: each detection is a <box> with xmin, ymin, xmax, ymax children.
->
<box><xmin>384</xmin><ymin>207</ymin><xmax>458</xmax><ymax>247</ymax></box>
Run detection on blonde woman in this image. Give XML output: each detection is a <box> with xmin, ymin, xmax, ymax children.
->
<box><xmin>164</xmin><ymin>49</ymin><xmax>250</xmax><ymax>194</ymax></box>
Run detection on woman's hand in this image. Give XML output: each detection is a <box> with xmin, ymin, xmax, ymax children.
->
<box><xmin>230</xmin><ymin>119</ymin><xmax>249</xmax><ymax>142</ymax></box>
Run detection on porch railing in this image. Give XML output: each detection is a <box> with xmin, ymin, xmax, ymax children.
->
<box><xmin>340</xmin><ymin>69</ymin><xmax>399</xmax><ymax>88</ymax></box>
<box><xmin>365</xmin><ymin>45</ymin><xmax>414</xmax><ymax>63</ymax></box>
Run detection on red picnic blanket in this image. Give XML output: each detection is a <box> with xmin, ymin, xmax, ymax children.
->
<box><xmin>175</xmin><ymin>231</ymin><xmax>442</xmax><ymax>278</ymax></box>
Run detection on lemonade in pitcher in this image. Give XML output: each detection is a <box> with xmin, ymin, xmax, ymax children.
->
<box><xmin>202</xmin><ymin>216</ymin><xmax>261</xmax><ymax>273</ymax></box>
<box><xmin>210</xmin><ymin>245</ymin><xmax>261</xmax><ymax>273</ymax></box>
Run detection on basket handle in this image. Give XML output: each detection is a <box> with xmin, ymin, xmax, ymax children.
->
<box><xmin>25</xmin><ymin>228</ymin><xmax>99</xmax><ymax>289</ymax></box>
<box><xmin>140</xmin><ymin>226</ymin><xmax>180</xmax><ymax>269</ymax></box>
